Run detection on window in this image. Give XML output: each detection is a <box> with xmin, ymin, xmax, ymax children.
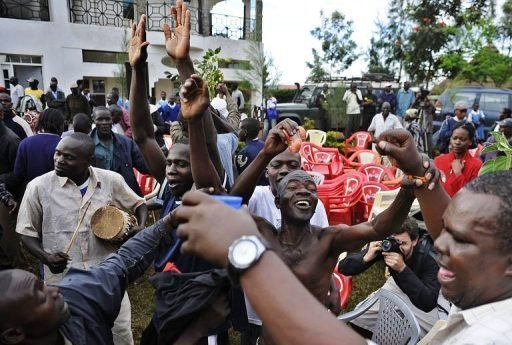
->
<box><xmin>6</xmin><ymin>54</ymin><xmax>41</xmax><ymax>64</ymax></box>
<box><xmin>479</xmin><ymin>93</ymin><xmax>509</xmax><ymax>113</ymax></box>
<box><xmin>82</xmin><ymin>50</ymin><xmax>126</xmax><ymax>64</ymax></box>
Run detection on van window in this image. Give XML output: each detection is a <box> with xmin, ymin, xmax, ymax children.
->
<box><xmin>443</xmin><ymin>91</ymin><xmax>477</xmax><ymax>109</ymax></box>
<box><xmin>479</xmin><ymin>93</ymin><xmax>509</xmax><ymax>113</ymax></box>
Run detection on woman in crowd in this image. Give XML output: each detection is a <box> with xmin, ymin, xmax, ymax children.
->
<box><xmin>434</xmin><ymin>122</ymin><xmax>482</xmax><ymax>196</ymax></box>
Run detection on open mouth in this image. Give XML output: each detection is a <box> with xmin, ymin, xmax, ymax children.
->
<box><xmin>295</xmin><ymin>200</ymin><xmax>312</xmax><ymax>209</ymax></box>
<box><xmin>437</xmin><ymin>266</ymin><xmax>456</xmax><ymax>284</ymax></box>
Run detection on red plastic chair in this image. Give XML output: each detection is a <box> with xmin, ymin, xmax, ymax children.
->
<box><xmin>344</xmin><ymin>149</ymin><xmax>382</xmax><ymax>169</ymax></box>
<box><xmin>333</xmin><ymin>264</ymin><xmax>352</xmax><ymax>310</ymax></box>
<box><xmin>301</xmin><ymin>142</ymin><xmax>344</xmax><ymax>179</ymax></box>
<box><xmin>320</xmin><ymin>172</ymin><xmax>366</xmax><ymax>225</ymax></box>
<box><xmin>356</xmin><ymin>182</ymin><xmax>389</xmax><ymax>223</ymax></box>
<box><xmin>133</xmin><ymin>168</ymin><xmax>157</xmax><ymax>196</ymax></box>
<box><xmin>345</xmin><ymin>131</ymin><xmax>372</xmax><ymax>157</ymax></box>
<box><xmin>358</xmin><ymin>164</ymin><xmax>395</xmax><ymax>183</ymax></box>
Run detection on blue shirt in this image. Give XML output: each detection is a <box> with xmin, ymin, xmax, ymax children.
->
<box><xmin>236</xmin><ymin>139</ymin><xmax>268</xmax><ymax>185</ymax></box>
<box><xmin>93</xmin><ymin>132</ymin><xmax>114</xmax><ymax>170</ymax></box>
<box><xmin>58</xmin><ymin>221</ymin><xmax>168</xmax><ymax>345</ymax></box>
<box><xmin>14</xmin><ymin>133</ymin><xmax>61</xmax><ymax>182</ymax></box>
<box><xmin>396</xmin><ymin>89</ymin><xmax>416</xmax><ymax>117</ymax></box>
<box><xmin>158</xmin><ymin>103</ymin><xmax>180</xmax><ymax>123</ymax></box>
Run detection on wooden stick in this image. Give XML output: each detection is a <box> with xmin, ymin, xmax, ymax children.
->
<box><xmin>65</xmin><ymin>201</ymin><xmax>91</xmax><ymax>255</ymax></box>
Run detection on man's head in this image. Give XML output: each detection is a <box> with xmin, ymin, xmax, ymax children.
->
<box><xmin>72</xmin><ymin>113</ymin><xmax>92</xmax><ymax>134</ymax></box>
<box><xmin>93</xmin><ymin>106</ymin><xmax>113</xmax><ymax>138</ymax></box>
<box><xmin>323</xmin><ymin>83</ymin><xmax>329</xmax><ymax>92</ymax></box>
<box><xmin>266</xmin><ymin>149</ymin><xmax>301</xmax><ymax>195</ymax></box>
<box><xmin>450</xmin><ymin>122</ymin><xmax>474</xmax><ymax>155</ymax></box>
<box><xmin>106</xmin><ymin>92</ymin><xmax>119</xmax><ymax>106</ymax></box>
<box><xmin>54</xmin><ymin>133</ymin><xmax>93</xmax><ymax>182</ymax></box>
<box><xmin>350</xmin><ymin>84</ymin><xmax>357</xmax><ymax>91</ymax></box>
<box><xmin>9</xmin><ymin>76</ymin><xmax>18</xmax><ymax>86</ymax></box>
<box><xmin>453</xmin><ymin>101</ymin><xmax>468</xmax><ymax>121</ymax></box>
<box><xmin>403</xmin><ymin>81</ymin><xmax>410</xmax><ymax>91</ymax></box>
<box><xmin>385</xmin><ymin>84</ymin><xmax>392</xmax><ymax>92</ymax></box>
<box><xmin>160</xmin><ymin>91</ymin><xmax>167</xmax><ymax>100</ymax></box>
<box><xmin>107</xmin><ymin>104</ymin><xmax>123</xmax><ymax>124</ymax></box>
<box><xmin>70</xmin><ymin>83</ymin><xmax>79</xmax><ymax>95</ymax></box>
<box><xmin>0</xmin><ymin>93</ymin><xmax>12</xmax><ymax>115</ymax></box>
<box><xmin>275</xmin><ymin>170</ymin><xmax>318</xmax><ymax>224</ymax></box>
<box><xmin>366</xmin><ymin>84</ymin><xmax>373</xmax><ymax>93</ymax></box>
<box><xmin>498</xmin><ymin>118</ymin><xmax>512</xmax><ymax>139</ymax></box>
<box><xmin>165</xmin><ymin>140</ymin><xmax>193</xmax><ymax>198</ymax></box>
<box><xmin>239</xmin><ymin>118</ymin><xmax>259</xmax><ymax>142</ymax></box>
<box><xmin>389</xmin><ymin>217</ymin><xmax>419</xmax><ymax>261</ymax></box>
<box><xmin>435</xmin><ymin>171</ymin><xmax>512</xmax><ymax>310</ymax></box>
<box><xmin>472</xmin><ymin>102</ymin><xmax>479</xmax><ymax>111</ymax></box>
<box><xmin>499</xmin><ymin>107</ymin><xmax>512</xmax><ymax>121</ymax></box>
<box><xmin>381</xmin><ymin>102</ymin><xmax>391</xmax><ymax>116</ymax></box>
<box><xmin>27</xmin><ymin>78</ymin><xmax>39</xmax><ymax>89</ymax></box>
<box><xmin>36</xmin><ymin>108</ymin><xmax>65</xmax><ymax>136</ymax></box>
<box><xmin>232</xmin><ymin>82</ymin><xmax>239</xmax><ymax>91</ymax></box>
<box><xmin>50</xmin><ymin>77</ymin><xmax>58</xmax><ymax>91</ymax></box>
<box><xmin>0</xmin><ymin>269</ymin><xmax>69</xmax><ymax>343</ymax></box>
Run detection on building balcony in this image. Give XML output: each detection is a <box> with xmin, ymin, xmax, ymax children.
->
<box><xmin>67</xmin><ymin>0</ymin><xmax>260</xmax><ymax>41</ymax></box>
<box><xmin>0</xmin><ymin>0</ymin><xmax>50</xmax><ymax>21</ymax></box>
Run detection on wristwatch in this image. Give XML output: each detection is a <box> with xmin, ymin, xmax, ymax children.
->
<box><xmin>227</xmin><ymin>235</ymin><xmax>270</xmax><ymax>285</ymax></box>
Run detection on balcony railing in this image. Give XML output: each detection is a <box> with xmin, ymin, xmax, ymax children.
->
<box><xmin>210</xmin><ymin>12</ymin><xmax>256</xmax><ymax>41</ymax></box>
<box><xmin>0</xmin><ymin>0</ymin><xmax>50</xmax><ymax>21</ymax></box>
<box><xmin>67</xmin><ymin>0</ymin><xmax>260</xmax><ymax>41</ymax></box>
<box><xmin>146</xmin><ymin>2</ymin><xmax>200</xmax><ymax>35</ymax></box>
<box><xmin>69</xmin><ymin>0</ymin><xmax>135</xmax><ymax>27</ymax></box>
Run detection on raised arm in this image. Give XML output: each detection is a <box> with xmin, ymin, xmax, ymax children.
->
<box><xmin>129</xmin><ymin>15</ymin><xmax>167</xmax><ymax>184</ymax></box>
<box><xmin>163</xmin><ymin>0</ymin><xmax>194</xmax><ymax>81</ymax></box>
<box><xmin>377</xmin><ymin>129</ymin><xmax>450</xmax><ymax>240</ymax></box>
<box><xmin>230</xmin><ymin>119</ymin><xmax>298</xmax><ymax>203</ymax></box>
<box><xmin>180</xmin><ymin>75</ymin><xmax>223</xmax><ymax>193</ymax></box>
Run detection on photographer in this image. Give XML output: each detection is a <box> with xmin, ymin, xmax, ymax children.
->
<box><xmin>338</xmin><ymin>217</ymin><xmax>446</xmax><ymax>338</ymax></box>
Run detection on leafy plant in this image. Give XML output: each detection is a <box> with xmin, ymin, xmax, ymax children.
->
<box><xmin>324</xmin><ymin>130</ymin><xmax>345</xmax><ymax>152</ymax></box>
<box><xmin>195</xmin><ymin>47</ymin><xmax>224</xmax><ymax>99</ymax></box>
<box><xmin>479</xmin><ymin>132</ymin><xmax>512</xmax><ymax>175</ymax></box>
<box><xmin>303</xmin><ymin>117</ymin><xmax>316</xmax><ymax>131</ymax></box>
<box><xmin>325</xmin><ymin>87</ymin><xmax>347</xmax><ymax>130</ymax></box>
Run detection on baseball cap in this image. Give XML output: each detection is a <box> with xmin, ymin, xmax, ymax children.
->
<box><xmin>27</xmin><ymin>77</ymin><xmax>39</xmax><ymax>83</ymax></box>
<box><xmin>70</xmin><ymin>83</ymin><xmax>78</xmax><ymax>89</ymax></box>
<box><xmin>386</xmin><ymin>83</ymin><xmax>393</xmax><ymax>87</ymax></box>
<box><xmin>498</xmin><ymin>118</ymin><xmax>512</xmax><ymax>127</ymax></box>
<box><xmin>454</xmin><ymin>101</ymin><xmax>468</xmax><ymax>110</ymax></box>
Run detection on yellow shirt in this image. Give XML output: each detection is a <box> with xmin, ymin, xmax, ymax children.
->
<box><xmin>24</xmin><ymin>88</ymin><xmax>44</xmax><ymax>102</ymax></box>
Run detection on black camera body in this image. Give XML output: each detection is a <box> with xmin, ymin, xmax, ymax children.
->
<box><xmin>381</xmin><ymin>237</ymin><xmax>401</xmax><ymax>254</ymax></box>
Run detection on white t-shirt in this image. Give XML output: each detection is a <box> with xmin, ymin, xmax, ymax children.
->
<box><xmin>248</xmin><ymin>185</ymin><xmax>329</xmax><ymax>229</ymax></box>
<box><xmin>343</xmin><ymin>89</ymin><xmax>362</xmax><ymax>114</ymax></box>
<box><xmin>368</xmin><ymin>113</ymin><xmax>403</xmax><ymax>139</ymax></box>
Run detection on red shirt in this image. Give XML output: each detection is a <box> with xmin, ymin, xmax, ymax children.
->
<box><xmin>434</xmin><ymin>150</ymin><xmax>482</xmax><ymax>197</ymax></box>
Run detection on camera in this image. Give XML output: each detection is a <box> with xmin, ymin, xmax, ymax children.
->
<box><xmin>381</xmin><ymin>237</ymin><xmax>401</xmax><ymax>254</ymax></box>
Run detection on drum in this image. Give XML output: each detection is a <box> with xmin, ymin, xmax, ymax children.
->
<box><xmin>90</xmin><ymin>206</ymin><xmax>138</xmax><ymax>242</ymax></box>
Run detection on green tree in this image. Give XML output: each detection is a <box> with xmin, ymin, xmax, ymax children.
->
<box><xmin>306</xmin><ymin>49</ymin><xmax>328</xmax><ymax>82</ymax></box>
<box><xmin>310</xmin><ymin>10</ymin><xmax>358</xmax><ymax>76</ymax></box>
<box><xmin>499</xmin><ymin>0</ymin><xmax>512</xmax><ymax>55</ymax></box>
<box><xmin>458</xmin><ymin>44</ymin><xmax>512</xmax><ymax>87</ymax></box>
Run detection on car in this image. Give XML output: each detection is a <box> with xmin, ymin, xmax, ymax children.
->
<box><xmin>276</xmin><ymin>75</ymin><xmax>400</xmax><ymax>130</ymax></box>
<box><xmin>434</xmin><ymin>87</ymin><xmax>512</xmax><ymax>133</ymax></box>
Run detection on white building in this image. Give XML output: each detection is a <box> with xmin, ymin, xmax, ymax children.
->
<box><xmin>1</xmin><ymin>0</ymin><xmax>263</xmax><ymax>108</ymax></box>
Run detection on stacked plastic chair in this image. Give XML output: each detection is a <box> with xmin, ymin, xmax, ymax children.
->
<box><xmin>300</xmin><ymin>142</ymin><xmax>344</xmax><ymax>179</ymax></box>
<box><xmin>345</xmin><ymin>131</ymin><xmax>372</xmax><ymax>157</ymax></box>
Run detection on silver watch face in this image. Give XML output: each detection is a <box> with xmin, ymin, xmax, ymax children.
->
<box><xmin>232</xmin><ymin>239</ymin><xmax>259</xmax><ymax>269</ymax></box>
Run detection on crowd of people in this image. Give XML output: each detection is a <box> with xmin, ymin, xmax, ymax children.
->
<box><xmin>1</xmin><ymin>1</ymin><xmax>511</xmax><ymax>345</ymax></box>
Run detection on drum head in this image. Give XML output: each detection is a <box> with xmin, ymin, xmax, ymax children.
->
<box><xmin>91</xmin><ymin>206</ymin><xmax>125</xmax><ymax>240</ymax></box>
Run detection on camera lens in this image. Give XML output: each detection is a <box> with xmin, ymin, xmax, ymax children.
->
<box><xmin>381</xmin><ymin>239</ymin><xmax>392</xmax><ymax>252</ymax></box>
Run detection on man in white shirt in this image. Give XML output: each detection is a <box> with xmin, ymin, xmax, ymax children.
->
<box><xmin>343</xmin><ymin>84</ymin><xmax>363</xmax><ymax>137</ymax></box>
<box><xmin>368</xmin><ymin>102</ymin><xmax>403</xmax><ymax>139</ymax></box>
<box><xmin>8</xmin><ymin>77</ymin><xmax>25</xmax><ymax>112</ymax></box>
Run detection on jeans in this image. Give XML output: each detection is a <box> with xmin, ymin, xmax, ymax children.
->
<box><xmin>345</xmin><ymin>113</ymin><xmax>361</xmax><ymax>138</ymax></box>
<box><xmin>263</xmin><ymin>118</ymin><xmax>277</xmax><ymax>139</ymax></box>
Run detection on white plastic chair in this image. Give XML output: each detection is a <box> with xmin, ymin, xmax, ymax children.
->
<box><xmin>306</xmin><ymin>129</ymin><xmax>327</xmax><ymax>146</ymax></box>
<box><xmin>338</xmin><ymin>289</ymin><xmax>421</xmax><ymax>345</ymax></box>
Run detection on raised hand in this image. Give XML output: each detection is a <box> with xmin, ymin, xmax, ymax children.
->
<box><xmin>376</xmin><ymin>129</ymin><xmax>425</xmax><ymax>176</ymax></box>
<box><xmin>7</xmin><ymin>198</ymin><xmax>17</xmax><ymax>214</ymax></box>
<box><xmin>163</xmin><ymin>0</ymin><xmax>191</xmax><ymax>60</ymax></box>
<box><xmin>175</xmin><ymin>191</ymin><xmax>260</xmax><ymax>267</ymax></box>
<box><xmin>129</xmin><ymin>15</ymin><xmax>150</xmax><ymax>68</ymax></box>
<box><xmin>179</xmin><ymin>74</ymin><xmax>210</xmax><ymax>119</ymax></box>
<box><xmin>263</xmin><ymin>119</ymin><xmax>299</xmax><ymax>157</ymax></box>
